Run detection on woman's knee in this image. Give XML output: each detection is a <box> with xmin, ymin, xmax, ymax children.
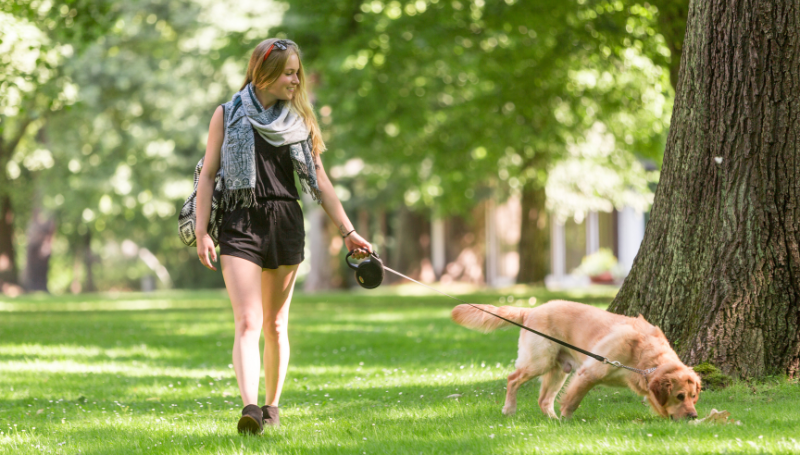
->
<box><xmin>234</xmin><ymin>313</ymin><xmax>262</xmax><ymax>337</ymax></box>
<box><xmin>262</xmin><ymin>316</ymin><xmax>289</xmax><ymax>341</ymax></box>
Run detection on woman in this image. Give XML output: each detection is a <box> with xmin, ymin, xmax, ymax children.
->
<box><xmin>194</xmin><ymin>38</ymin><xmax>372</xmax><ymax>435</ymax></box>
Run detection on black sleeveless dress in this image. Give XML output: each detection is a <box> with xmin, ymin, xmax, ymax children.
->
<box><xmin>218</xmin><ymin>125</ymin><xmax>305</xmax><ymax>269</ymax></box>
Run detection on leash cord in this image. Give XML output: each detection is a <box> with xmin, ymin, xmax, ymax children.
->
<box><xmin>382</xmin><ymin>265</ymin><xmax>656</xmax><ymax>376</ymax></box>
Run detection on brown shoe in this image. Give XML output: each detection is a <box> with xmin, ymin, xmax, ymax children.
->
<box><xmin>237</xmin><ymin>404</ymin><xmax>263</xmax><ymax>435</ymax></box>
<box><xmin>261</xmin><ymin>405</ymin><xmax>280</xmax><ymax>427</ymax></box>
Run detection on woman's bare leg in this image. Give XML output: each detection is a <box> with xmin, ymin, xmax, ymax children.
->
<box><xmin>261</xmin><ymin>264</ymin><xmax>299</xmax><ymax>406</ymax></box>
<box><xmin>221</xmin><ymin>255</ymin><xmax>264</xmax><ymax>406</ymax></box>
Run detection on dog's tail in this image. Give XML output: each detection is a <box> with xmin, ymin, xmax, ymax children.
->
<box><xmin>451</xmin><ymin>304</ymin><xmax>527</xmax><ymax>333</ymax></box>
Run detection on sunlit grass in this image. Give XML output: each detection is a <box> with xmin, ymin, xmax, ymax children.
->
<box><xmin>1</xmin><ymin>286</ymin><xmax>799</xmax><ymax>454</ymax></box>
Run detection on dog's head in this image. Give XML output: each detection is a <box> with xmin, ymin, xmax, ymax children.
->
<box><xmin>647</xmin><ymin>362</ymin><xmax>702</xmax><ymax>420</ymax></box>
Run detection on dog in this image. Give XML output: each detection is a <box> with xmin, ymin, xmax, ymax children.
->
<box><xmin>451</xmin><ymin>300</ymin><xmax>701</xmax><ymax>420</ymax></box>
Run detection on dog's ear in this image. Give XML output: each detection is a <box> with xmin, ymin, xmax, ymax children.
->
<box><xmin>692</xmin><ymin>372</ymin><xmax>702</xmax><ymax>403</ymax></box>
<box><xmin>649</xmin><ymin>377</ymin><xmax>672</xmax><ymax>407</ymax></box>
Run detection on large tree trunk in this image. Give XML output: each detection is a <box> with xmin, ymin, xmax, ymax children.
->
<box><xmin>517</xmin><ymin>182</ymin><xmax>549</xmax><ymax>283</ymax></box>
<box><xmin>0</xmin><ymin>194</ymin><xmax>18</xmax><ymax>286</ymax></box>
<box><xmin>609</xmin><ymin>0</ymin><xmax>800</xmax><ymax>379</ymax></box>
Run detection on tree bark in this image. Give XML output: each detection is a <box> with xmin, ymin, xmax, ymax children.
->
<box><xmin>609</xmin><ymin>0</ymin><xmax>800</xmax><ymax>378</ymax></box>
<box><xmin>0</xmin><ymin>114</ymin><xmax>36</xmax><ymax>288</ymax></box>
<box><xmin>516</xmin><ymin>182</ymin><xmax>549</xmax><ymax>283</ymax></box>
<box><xmin>0</xmin><ymin>194</ymin><xmax>18</xmax><ymax>286</ymax></box>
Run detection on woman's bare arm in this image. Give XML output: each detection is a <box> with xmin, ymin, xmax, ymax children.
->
<box><xmin>195</xmin><ymin>105</ymin><xmax>224</xmax><ymax>270</ymax></box>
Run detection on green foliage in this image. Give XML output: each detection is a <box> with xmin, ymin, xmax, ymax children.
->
<box><xmin>694</xmin><ymin>362</ymin><xmax>733</xmax><ymax>390</ymax></box>
<box><xmin>1</xmin><ymin>0</ymin><xmax>250</xmax><ymax>290</ymax></box>
<box><xmin>1</xmin><ymin>289</ymin><xmax>799</xmax><ymax>453</ymax></box>
<box><xmin>573</xmin><ymin>247</ymin><xmax>618</xmax><ymax>276</ymax></box>
<box><xmin>1</xmin><ymin>0</ymin><xmax>679</xmax><ymax>291</ymax></box>
<box><xmin>35</xmin><ymin>0</ymin><xmax>222</xmax><ymax>290</ymax></box>
<box><xmin>277</xmin><ymin>0</ymin><xmax>673</xmax><ymax>217</ymax></box>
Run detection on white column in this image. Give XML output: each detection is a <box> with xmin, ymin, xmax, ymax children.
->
<box><xmin>617</xmin><ymin>206</ymin><xmax>645</xmax><ymax>273</ymax></box>
<box><xmin>586</xmin><ymin>211</ymin><xmax>600</xmax><ymax>256</ymax></box>
<box><xmin>485</xmin><ymin>199</ymin><xmax>498</xmax><ymax>287</ymax></box>
<box><xmin>550</xmin><ymin>217</ymin><xmax>566</xmax><ymax>279</ymax></box>
<box><xmin>431</xmin><ymin>217</ymin><xmax>446</xmax><ymax>277</ymax></box>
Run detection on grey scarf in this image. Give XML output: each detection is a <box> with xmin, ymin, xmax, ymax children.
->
<box><xmin>220</xmin><ymin>83</ymin><xmax>322</xmax><ymax>209</ymax></box>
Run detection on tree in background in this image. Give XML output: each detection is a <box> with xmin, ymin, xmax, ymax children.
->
<box><xmin>1</xmin><ymin>0</ymin><xmax>284</xmax><ymax>293</ymax></box>
<box><xmin>1</xmin><ymin>0</ymin><xmax>681</xmax><ymax>294</ymax></box>
<box><xmin>0</xmin><ymin>2</ymin><xmax>86</xmax><ymax>291</ymax></box>
<box><xmin>609</xmin><ymin>0</ymin><xmax>800</xmax><ymax>378</ymax></box>
<box><xmin>277</xmin><ymin>0</ymin><xmax>673</xmax><ymax>283</ymax></box>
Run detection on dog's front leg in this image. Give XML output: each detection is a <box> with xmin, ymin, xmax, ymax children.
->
<box><xmin>558</xmin><ymin>369</ymin><xmax>598</xmax><ymax>419</ymax></box>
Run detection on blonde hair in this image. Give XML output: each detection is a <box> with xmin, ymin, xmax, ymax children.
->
<box><xmin>241</xmin><ymin>38</ymin><xmax>326</xmax><ymax>155</ymax></box>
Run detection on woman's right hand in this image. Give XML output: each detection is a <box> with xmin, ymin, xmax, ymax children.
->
<box><xmin>197</xmin><ymin>233</ymin><xmax>218</xmax><ymax>271</ymax></box>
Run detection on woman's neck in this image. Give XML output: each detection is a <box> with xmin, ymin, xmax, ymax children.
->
<box><xmin>252</xmin><ymin>85</ymin><xmax>278</xmax><ymax>110</ymax></box>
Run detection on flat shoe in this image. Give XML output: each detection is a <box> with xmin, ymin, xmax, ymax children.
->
<box><xmin>261</xmin><ymin>405</ymin><xmax>280</xmax><ymax>427</ymax></box>
<box><xmin>237</xmin><ymin>404</ymin><xmax>263</xmax><ymax>435</ymax></box>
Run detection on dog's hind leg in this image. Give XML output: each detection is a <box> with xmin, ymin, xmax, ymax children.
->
<box><xmin>502</xmin><ymin>368</ymin><xmax>536</xmax><ymax>416</ymax></box>
<box><xmin>538</xmin><ymin>367</ymin><xmax>567</xmax><ymax>418</ymax></box>
<box><xmin>502</xmin><ymin>356</ymin><xmax>553</xmax><ymax>416</ymax></box>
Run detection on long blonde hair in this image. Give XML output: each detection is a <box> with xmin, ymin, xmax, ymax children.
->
<box><xmin>241</xmin><ymin>38</ymin><xmax>326</xmax><ymax>155</ymax></box>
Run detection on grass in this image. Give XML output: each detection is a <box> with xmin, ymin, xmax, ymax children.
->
<box><xmin>0</xmin><ymin>285</ymin><xmax>798</xmax><ymax>454</ymax></box>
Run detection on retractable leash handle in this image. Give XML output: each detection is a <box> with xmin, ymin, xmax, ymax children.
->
<box><xmin>345</xmin><ymin>251</ymin><xmax>385</xmax><ymax>289</ymax></box>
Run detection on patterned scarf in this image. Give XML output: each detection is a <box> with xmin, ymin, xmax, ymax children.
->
<box><xmin>220</xmin><ymin>83</ymin><xmax>322</xmax><ymax>209</ymax></box>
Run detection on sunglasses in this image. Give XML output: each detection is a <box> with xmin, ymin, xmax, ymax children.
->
<box><xmin>263</xmin><ymin>40</ymin><xmax>290</xmax><ymax>61</ymax></box>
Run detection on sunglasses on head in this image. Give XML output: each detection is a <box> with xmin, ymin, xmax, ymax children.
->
<box><xmin>263</xmin><ymin>40</ymin><xmax>290</xmax><ymax>61</ymax></box>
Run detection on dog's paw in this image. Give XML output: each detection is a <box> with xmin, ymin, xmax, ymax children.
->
<box><xmin>502</xmin><ymin>406</ymin><xmax>516</xmax><ymax>416</ymax></box>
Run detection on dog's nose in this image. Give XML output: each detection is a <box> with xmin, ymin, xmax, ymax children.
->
<box><xmin>686</xmin><ymin>411</ymin><xmax>698</xmax><ymax>419</ymax></box>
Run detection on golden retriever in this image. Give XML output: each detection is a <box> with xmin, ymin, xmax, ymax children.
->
<box><xmin>451</xmin><ymin>300</ymin><xmax>701</xmax><ymax>420</ymax></box>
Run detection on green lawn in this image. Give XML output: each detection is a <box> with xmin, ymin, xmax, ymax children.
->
<box><xmin>1</xmin><ymin>286</ymin><xmax>798</xmax><ymax>454</ymax></box>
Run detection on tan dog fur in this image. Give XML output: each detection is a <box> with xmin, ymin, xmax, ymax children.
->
<box><xmin>451</xmin><ymin>300</ymin><xmax>701</xmax><ymax>420</ymax></box>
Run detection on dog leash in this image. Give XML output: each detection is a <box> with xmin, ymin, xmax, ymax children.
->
<box><xmin>380</xmin><ymin>263</ymin><xmax>657</xmax><ymax>377</ymax></box>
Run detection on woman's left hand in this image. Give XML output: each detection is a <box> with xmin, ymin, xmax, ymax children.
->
<box><xmin>345</xmin><ymin>232</ymin><xmax>372</xmax><ymax>259</ymax></box>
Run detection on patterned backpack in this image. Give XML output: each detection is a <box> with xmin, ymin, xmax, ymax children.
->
<box><xmin>178</xmin><ymin>102</ymin><xmax>232</xmax><ymax>247</ymax></box>
<box><xmin>177</xmin><ymin>156</ymin><xmax>225</xmax><ymax>247</ymax></box>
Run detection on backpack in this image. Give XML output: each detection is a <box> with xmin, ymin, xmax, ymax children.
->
<box><xmin>177</xmin><ymin>103</ymin><xmax>229</xmax><ymax>247</ymax></box>
<box><xmin>177</xmin><ymin>156</ymin><xmax>225</xmax><ymax>247</ymax></box>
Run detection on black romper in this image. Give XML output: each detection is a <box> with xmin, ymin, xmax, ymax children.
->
<box><xmin>218</xmin><ymin>126</ymin><xmax>305</xmax><ymax>269</ymax></box>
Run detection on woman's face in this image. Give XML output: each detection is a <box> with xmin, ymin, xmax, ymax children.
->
<box><xmin>267</xmin><ymin>53</ymin><xmax>300</xmax><ymax>101</ymax></box>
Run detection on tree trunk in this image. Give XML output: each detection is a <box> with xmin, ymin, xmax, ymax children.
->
<box><xmin>387</xmin><ymin>207</ymin><xmax>430</xmax><ymax>283</ymax></box>
<box><xmin>609</xmin><ymin>0</ymin><xmax>800</xmax><ymax>378</ymax></box>
<box><xmin>82</xmin><ymin>231</ymin><xmax>96</xmax><ymax>293</ymax></box>
<box><xmin>517</xmin><ymin>182</ymin><xmax>549</xmax><ymax>283</ymax></box>
<box><xmin>0</xmin><ymin>194</ymin><xmax>18</xmax><ymax>286</ymax></box>
<box><xmin>22</xmin><ymin>207</ymin><xmax>56</xmax><ymax>292</ymax></box>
